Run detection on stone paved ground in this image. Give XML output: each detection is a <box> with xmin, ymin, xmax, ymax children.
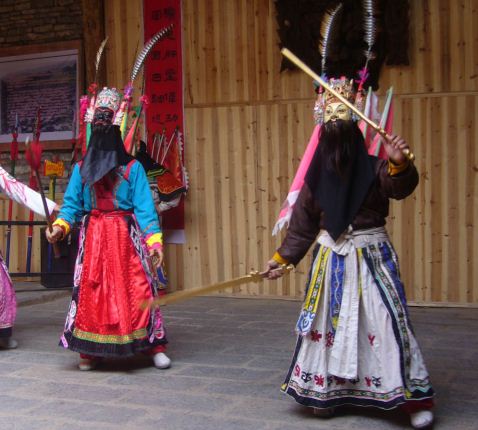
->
<box><xmin>0</xmin><ymin>292</ymin><xmax>477</xmax><ymax>430</ymax></box>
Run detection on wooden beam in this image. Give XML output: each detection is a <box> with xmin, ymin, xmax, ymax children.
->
<box><xmin>0</xmin><ymin>141</ymin><xmax>72</xmax><ymax>153</ymax></box>
<box><xmin>0</xmin><ymin>40</ymin><xmax>82</xmax><ymax>58</ymax></box>
<box><xmin>81</xmin><ymin>0</ymin><xmax>106</xmax><ymax>87</ymax></box>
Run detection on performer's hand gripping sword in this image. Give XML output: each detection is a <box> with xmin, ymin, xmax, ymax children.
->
<box><xmin>142</xmin><ymin>264</ymin><xmax>294</xmax><ymax>308</ymax></box>
<box><xmin>281</xmin><ymin>48</ymin><xmax>415</xmax><ymax>161</ymax></box>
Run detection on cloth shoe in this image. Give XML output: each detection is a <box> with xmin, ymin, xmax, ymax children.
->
<box><xmin>153</xmin><ymin>352</ymin><xmax>171</xmax><ymax>369</ymax></box>
<box><xmin>0</xmin><ymin>337</ymin><xmax>18</xmax><ymax>349</ymax></box>
<box><xmin>410</xmin><ymin>410</ymin><xmax>434</xmax><ymax>429</ymax></box>
<box><xmin>78</xmin><ymin>357</ymin><xmax>99</xmax><ymax>371</ymax></box>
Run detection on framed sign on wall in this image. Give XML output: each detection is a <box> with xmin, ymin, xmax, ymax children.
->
<box><xmin>0</xmin><ymin>41</ymin><xmax>82</xmax><ymax>150</ymax></box>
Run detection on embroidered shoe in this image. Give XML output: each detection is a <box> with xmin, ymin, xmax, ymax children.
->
<box><xmin>78</xmin><ymin>357</ymin><xmax>98</xmax><ymax>371</ymax></box>
<box><xmin>0</xmin><ymin>337</ymin><xmax>18</xmax><ymax>349</ymax></box>
<box><xmin>153</xmin><ymin>352</ymin><xmax>171</xmax><ymax>369</ymax></box>
<box><xmin>410</xmin><ymin>410</ymin><xmax>434</xmax><ymax>429</ymax></box>
<box><xmin>313</xmin><ymin>407</ymin><xmax>336</xmax><ymax>418</ymax></box>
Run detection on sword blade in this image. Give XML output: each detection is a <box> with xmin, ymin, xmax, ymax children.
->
<box><xmin>144</xmin><ymin>271</ymin><xmax>264</xmax><ymax>308</ymax></box>
<box><xmin>280</xmin><ymin>48</ymin><xmax>414</xmax><ymax>161</ymax></box>
<box><xmin>143</xmin><ymin>265</ymin><xmax>293</xmax><ymax>308</ymax></box>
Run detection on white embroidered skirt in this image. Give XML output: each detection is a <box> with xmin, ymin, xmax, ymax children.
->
<box><xmin>281</xmin><ymin>228</ymin><xmax>434</xmax><ymax>409</ymax></box>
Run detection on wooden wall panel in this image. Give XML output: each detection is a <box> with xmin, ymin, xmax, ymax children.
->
<box><xmin>104</xmin><ymin>0</ymin><xmax>144</xmax><ymax>94</ymax></box>
<box><xmin>101</xmin><ymin>0</ymin><xmax>478</xmax><ymax>101</ymax></box>
<box><xmin>182</xmin><ymin>0</ymin><xmax>310</xmax><ymax>105</ymax></box>
<box><xmin>93</xmin><ymin>0</ymin><xmax>478</xmax><ymax>306</ymax></box>
<box><xmin>387</xmin><ymin>95</ymin><xmax>478</xmax><ymax>305</ymax></box>
<box><xmin>0</xmin><ymin>198</ymin><xmax>46</xmax><ymax>276</ymax></box>
<box><xmin>171</xmin><ymin>102</ymin><xmax>317</xmax><ymax>299</ymax></box>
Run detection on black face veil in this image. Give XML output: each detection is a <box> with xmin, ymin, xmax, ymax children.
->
<box><xmin>304</xmin><ymin>120</ymin><xmax>375</xmax><ymax>241</ymax></box>
<box><xmin>80</xmin><ymin>125</ymin><xmax>134</xmax><ymax>186</ymax></box>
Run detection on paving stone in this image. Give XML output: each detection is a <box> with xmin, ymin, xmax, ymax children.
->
<box><xmin>106</xmin><ymin>373</ymin><xmax>210</xmax><ymax>393</ymax></box>
<box><xmin>246</xmin><ymin>354</ymin><xmax>292</xmax><ymax>370</ymax></box>
<box><xmin>223</xmin><ymin>343</ymin><xmax>294</xmax><ymax>356</ymax></box>
<box><xmin>204</xmin><ymin>379</ymin><xmax>285</xmax><ymax>399</ymax></box>
<box><xmin>0</xmin><ymin>394</ymin><xmax>43</xmax><ymax>412</ymax></box>
<box><xmin>229</xmin><ymin>397</ymin><xmax>318</xmax><ymax>423</ymax></box>
<box><xmin>12</xmin><ymin>363</ymin><xmax>112</xmax><ymax>384</ymax></box>
<box><xmin>0</xmin><ymin>350</ymin><xmax>74</xmax><ymax>365</ymax></box>
<box><xmin>0</xmin><ymin>293</ymin><xmax>476</xmax><ymax>429</ymax></box>
<box><xmin>171</xmin><ymin>350</ymin><xmax>255</xmax><ymax>367</ymax></box>
<box><xmin>0</xmin><ymin>416</ymin><xmax>59</xmax><ymax>430</ymax></box>
<box><xmin>0</xmin><ymin>362</ymin><xmax>31</xmax><ymax>376</ymax></box>
<box><xmin>16</xmin><ymin>381</ymin><xmax>126</xmax><ymax>403</ymax></box>
<box><xmin>166</xmin><ymin>310</ymin><xmax>231</xmax><ymax>320</ymax></box>
<box><xmin>47</xmin><ymin>421</ymin><xmax>117</xmax><ymax>430</ymax></box>
<box><xmin>239</xmin><ymin>320</ymin><xmax>296</xmax><ymax>331</ymax></box>
<box><xmin>177</xmin><ymin>364</ymin><xmax>276</xmax><ymax>382</ymax></box>
<box><xmin>167</xmin><ymin>339</ymin><xmax>234</xmax><ymax>354</ymax></box>
<box><xmin>138</xmin><ymin>412</ymin><xmax>273</xmax><ymax>430</ymax></box>
<box><xmin>0</xmin><ymin>376</ymin><xmax>32</xmax><ymax>392</ymax></box>
<box><xmin>119</xmin><ymin>388</ymin><xmax>233</xmax><ymax>414</ymax></box>
<box><xmin>30</xmin><ymin>399</ymin><xmax>148</xmax><ymax>425</ymax></box>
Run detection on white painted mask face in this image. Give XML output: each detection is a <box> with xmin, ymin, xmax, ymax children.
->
<box><xmin>324</xmin><ymin>102</ymin><xmax>352</xmax><ymax>123</ymax></box>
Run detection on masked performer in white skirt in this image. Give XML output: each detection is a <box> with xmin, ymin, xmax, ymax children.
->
<box><xmin>264</xmin><ymin>78</ymin><xmax>434</xmax><ymax>429</ymax></box>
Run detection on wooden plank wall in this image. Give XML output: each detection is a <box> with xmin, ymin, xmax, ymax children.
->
<box><xmin>99</xmin><ymin>0</ymin><xmax>477</xmax><ymax>305</ymax></box>
<box><xmin>0</xmin><ymin>197</ymin><xmax>49</xmax><ymax>275</ymax></box>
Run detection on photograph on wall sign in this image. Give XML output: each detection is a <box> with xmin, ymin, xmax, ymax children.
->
<box><xmin>0</xmin><ymin>48</ymin><xmax>78</xmax><ymax>143</ymax></box>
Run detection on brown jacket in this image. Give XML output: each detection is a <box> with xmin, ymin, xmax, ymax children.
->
<box><xmin>276</xmin><ymin>158</ymin><xmax>419</xmax><ymax>265</ymax></box>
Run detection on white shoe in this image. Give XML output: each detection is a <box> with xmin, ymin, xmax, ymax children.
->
<box><xmin>313</xmin><ymin>407</ymin><xmax>335</xmax><ymax>418</ymax></box>
<box><xmin>153</xmin><ymin>352</ymin><xmax>171</xmax><ymax>369</ymax></box>
<box><xmin>411</xmin><ymin>410</ymin><xmax>434</xmax><ymax>429</ymax></box>
<box><xmin>78</xmin><ymin>357</ymin><xmax>98</xmax><ymax>371</ymax></box>
<box><xmin>0</xmin><ymin>338</ymin><xmax>18</xmax><ymax>349</ymax></box>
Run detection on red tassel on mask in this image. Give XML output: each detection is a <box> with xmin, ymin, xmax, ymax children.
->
<box><xmin>78</xmin><ymin>95</ymin><xmax>89</xmax><ymax>156</ymax></box>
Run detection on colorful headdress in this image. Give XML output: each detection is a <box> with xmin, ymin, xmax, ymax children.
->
<box><xmin>313</xmin><ymin>77</ymin><xmax>365</xmax><ymax>125</ymax></box>
<box><xmin>77</xmin><ymin>26</ymin><xmax>173</xmax><ymax>154</ymax></box>
<box><xmin>94</xmin><ymin>87</ymin><xmax>121</xmax><ymax>113</ymax></box>
<box><xmin>272</xmin><ymin>2</ymin><xmax>401</xmax><ymax>235</ymax></box>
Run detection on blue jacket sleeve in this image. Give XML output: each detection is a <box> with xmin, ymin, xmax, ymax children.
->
<box><xmin>57</xmin><ymin>163</ymin><xmax>85</xmax><ymax>226</ymax></box>
<box><xmin>130</xmin><ymin>161</ymin><xmax>161</xmax><ymax>237</ymax></box>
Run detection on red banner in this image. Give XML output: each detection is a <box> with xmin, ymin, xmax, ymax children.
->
<box><xmin>143</xmin><ymin>0</ymin><xmax>185</xmax><ymax>243</ymax></box>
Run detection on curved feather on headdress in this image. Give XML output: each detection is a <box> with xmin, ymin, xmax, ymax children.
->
<box><xmin>94</xmin><ymin>36</ymin><xmax>109</xmax><ymax>84</ymax></box>
<box><xmin>357</xmin><ymin>0</ymin><xmax>381</xmax><ymax>90</ymax></box>
<box><xmin>319</xmin><ymin>3</ymin><xmax>343</xmax><ymax>75</ymax></box>
<box><xmin>130</xmin><ymin>24</ymin><xmax>173</xmax><ymax>84</ymax></box>
<box><xmin>363</xmin><ymin>0</ymin><xmax>378</xmax><ymax>63</ymax></box>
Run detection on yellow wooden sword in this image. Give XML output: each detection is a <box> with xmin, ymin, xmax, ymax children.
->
<box><xmin>142</xmin><ymin>264</ymin><xmax>294</xmax><ymax>308</ymax></box>
<box><xmin>281</xmin><ymin>48</ymin><xmax>415</xmax><ymax>161</ymax></box>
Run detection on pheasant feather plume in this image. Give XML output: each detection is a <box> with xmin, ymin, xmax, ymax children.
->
<box><xmin>130</xmin><ymin>24</ymin><xmax>173</xmax><ymax>83</ymax></box>
<box><xmin>363</xmin><ymin>0</ymin><xmax>378</xmax><ymax>61</ymax></box>
<box><xmin>94</xmin><ymin>37</ymin><xmax>109</xmax><ymax>82</ymax></box>
<box><xmin>319</xmin><ymin>3</ymin><xmax>343</xmax><ymax>74</ymax></box>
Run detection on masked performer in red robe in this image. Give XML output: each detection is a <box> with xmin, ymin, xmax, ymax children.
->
<box><xmin>46</xmin><ymin>88</ymin><xmax>170</xmax><ymax>371</ymax></box>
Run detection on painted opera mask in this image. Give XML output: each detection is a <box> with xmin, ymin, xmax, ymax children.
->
<box><xmin>324</xmin><ymin>102</ymin><xmax>352</xmax><ymax>123</ymax></box>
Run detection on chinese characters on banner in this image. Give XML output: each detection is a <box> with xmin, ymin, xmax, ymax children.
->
<box><xmin>143</xmin><ymin>0</ymin><xmax>185</xmax><ymax>243</ymax></box>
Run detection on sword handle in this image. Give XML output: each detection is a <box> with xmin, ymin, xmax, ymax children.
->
<box><xmin>34</xmin><ymin>170</ymin><xmax>61</xmax><ymax>258</ymax></box>
<box><xmin>379</xmin><ymin>129</ymin><xmax>415</xmax><ymax>162</ymax></box>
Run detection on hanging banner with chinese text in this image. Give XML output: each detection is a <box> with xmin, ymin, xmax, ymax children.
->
<box><xmin>143</xmin><ymin>0</ymin><xmax>186</xmax><ymax>244</ymax></box>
